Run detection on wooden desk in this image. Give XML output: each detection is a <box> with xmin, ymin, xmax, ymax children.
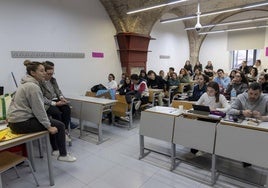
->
<box><xmin>66</xmin><ymin>95</ymin><xmax>117</xmax><ymax>144</ymax></box>
<box><xmin>214</xmin><ymin>120</ymin><xmax>268</xmax><ymax>186</ymax></box>
<box><xmin>172</xmin><ymin>112</ymin><xmax>220</xmax><ymax>184</ymax></box>
<box><xmin>0</xmin><ymin>131</ymin><xmax>54</xmax><ymax>187</ymax></box>
<box><xmin>139</xmin><ymin>106</ymin><xmax>182</xmax><ymax>163</ymax></box>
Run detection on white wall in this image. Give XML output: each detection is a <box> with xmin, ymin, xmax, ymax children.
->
<box><xmin>199</xmin><ymin>32</ymin><xmax>230</xmax><ymax>73</ymax></box>
<box><xmin>148</xmin><ymin>14</ymin><xmax>189</xmax><ymax>75</ymax></box>
<box><xmin>0</xmin><ymin>0</ymin><xmax>121</xmax><ymax>95</ymax></box>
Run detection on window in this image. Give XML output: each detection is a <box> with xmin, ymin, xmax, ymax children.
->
<box><xmin>231</xmin><ymin>49</ymin><xmax>259</xmax><ymax>69</ymax></box>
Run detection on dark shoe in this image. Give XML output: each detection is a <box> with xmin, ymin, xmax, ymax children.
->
<box><xmin>242</xmin><ymin>162</ymin><xmax>252</xmax><ymax>168</ymax></box>
<box><xmin>70</xmin><ymin>122</ymin><xmax>78</xmax><ymax>129</ymax></box>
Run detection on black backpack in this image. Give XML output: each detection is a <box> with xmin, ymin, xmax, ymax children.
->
<box><xmin>91</xmin><ymin>84</ymin><xmax>106</xmax><ymax>92</ymax></box>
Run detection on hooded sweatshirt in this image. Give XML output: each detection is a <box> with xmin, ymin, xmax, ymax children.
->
<box><xmin>7</xmin><ymin>75</ymin><xmax>51</xmax><ymax>129</ymax></box>
<box><xmin>228</xmin><ymin>92</ymin><xmax>268</xmax><ymax>117</ymax></box>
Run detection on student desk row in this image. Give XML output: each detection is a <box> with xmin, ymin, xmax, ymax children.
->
<box><xmin>139</xmin><ymin>106</ymin><xmax>268</xmax><ymax>186</ymax></box>
<box><xmin>66</xmin><ymin>95</ymin><xmax>117</xmax><ymax>144</ymax></box>
<box><xmin>0</xmin><ymin>129</ymin><xmax>54</xmax><ymax>187</ymax></box>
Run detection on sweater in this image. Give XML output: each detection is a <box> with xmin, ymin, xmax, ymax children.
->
<box><xmin>196</xmin><ymin>93</ymin><xmax>230</xmax><ymax>112</ymax></box>
<box><xmin>7</xmin><ymin>75</ymin><xmax>51</xmax><ymax>129</ymax></box>
<box><xmin>228</xmin><ymin>92</ymin><xmax>268</xmax><ymax>116</ymax></box>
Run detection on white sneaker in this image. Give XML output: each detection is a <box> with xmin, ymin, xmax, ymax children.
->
<box><xmin>65</xmin><ymin>134</ymin><xmax>71</xmax><ymax>142</ymax></box>
<box><xmin>135</xmin><ymin>100</ymin><xmax>142</xmax><ymax>110</ymax></box>
<box><xmin>120</xmin><ymin>116</ymin><xmax>130</xmax><ymax>122</ymax></box>
<box><xmin>195</xmin><ymin>151</ymin><xmax>205</xmax><ymax>157</ymax></box>
<box><xmin>58</xmin><ymin>154</ymin><xmax>77</xmax><ymax>162</ymax></box>
<box><xmin>52</xmin><ymin>150</ymin><xmax>59</xmax><ymax>157</ymax></box>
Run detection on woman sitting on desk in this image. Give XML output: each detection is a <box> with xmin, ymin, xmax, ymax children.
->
<box><xmin>7</xmin><ymin>61</ymin><xmax>76</xmax><ymax>162</ymax></box>
<box><xmin>96</xmin><ymin>73</ymin><xmax>117</xmax><ymax>99</ymax></box>
<box><xmin>196</xmin><ymin>81</ymin><xmax>230</xmax><ymax>113</ymax></box>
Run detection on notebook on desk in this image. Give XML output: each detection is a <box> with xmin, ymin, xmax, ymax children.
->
<box><xmin>187</xmin><ymin>104</ymin><xmax>210</xmax><ymax>116</ymax></box>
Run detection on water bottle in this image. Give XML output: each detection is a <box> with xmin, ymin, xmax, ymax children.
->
<box><xmin>230</xmin><ymin>88</ymin><xmax>237</xmax><ymax>102</ymax></box>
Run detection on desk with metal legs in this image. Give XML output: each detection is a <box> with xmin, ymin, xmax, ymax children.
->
<box><xmin>214</xmin><ymin>120</ymin><xmax>268</xmax><ymax>187</ymax></box>
<box><xmin>172</xmin><ymin>113</ymin><xmax>220</xmax><ymax>185</ymax></box>
<box><xmin>139</xmin><ymin>106</ymin><xmax>182</xmax><ymax>162</ymax></box>
<box><xmin>0</xmin><ymin>131</ymin><xmax>54</xmax><ymax>187</ymax></box>
<box><xmin>66</xmin><ymin>95</ymin><xmax>117</xmax><ymax>144</ymax></box>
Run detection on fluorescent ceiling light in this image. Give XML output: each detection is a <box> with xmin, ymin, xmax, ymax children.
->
<box><xmin>127</xmin><ymin>0</ymin><xmax>188</xmax><ymax>15</ymax></box>
<box><xmin>160</xmin><ymin>1</ymin><xmax>268</xmax><ymax>23</ymax></box>
<box><xmin>198</xmin><ymin>25</ymin><xmax>268</xmax><ymax>35</ymax></box>
<box><xmin>184</xmin><ymin>17</ymin><xmax>268</xmax><ymax>30</ymax></box>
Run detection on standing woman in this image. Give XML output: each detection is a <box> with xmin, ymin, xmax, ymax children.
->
<box><xmin>7</xmin><ymin>61</ymin><xmax>76</xmax><ymax>162</ymax></box>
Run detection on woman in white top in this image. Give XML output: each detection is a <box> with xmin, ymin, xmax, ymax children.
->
<box><xmin>96</xmin><ymin>73</ymin><xmax>117</xmax><ymax>99</ymax></box>
<box><xmin>196</xmin><ymin>81</ymin><xmax>230</xmax><ymax>113</ymax></box>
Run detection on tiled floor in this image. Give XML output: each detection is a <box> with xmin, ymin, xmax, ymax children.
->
<box><xmin>1</xmin><ymin>119</ymin><xmax>266</xmax><ymax>188</ymax></box>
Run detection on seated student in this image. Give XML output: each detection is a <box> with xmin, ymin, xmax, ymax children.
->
<box><xmin>188</xmin><ymin>74</ymin><xmax>209</xmax><ymax>101</ymax></box>
<box><xmin>258</xmin><ymin>74</ymin><xmax>268</xmax><ymax>93</ymax></box>
<box><xmin>147</xmin><ymin>70</ymin><xmax>167</xmax><ymax>106</ymax></box>
<box><xmin>159</xmin><ymin>70</ymin><xmax>165</xmax><ymax>80</ymax></box>
<box><xmin>253</xmin><ymin>59</ymin><xmax>264</xmax><ymax>75</ymax></box>
<box><xmin>118</xmin><ymin>76</ymin><xmax>131</xmax><ymax>95</ymax></box>
<box><xmin>119</xmin><ymin>73</ymin><xmax>127</xmax><ymax>87</ymax></box>
<box><xmin>184</xmin><ymin>60</ymin><xmax>193</xmax><ymax>76</ymax></box>
<box><xmin>165</xmin><ymin>67</ymin><xmax>175</xmax><ymax>81</ymax></box>
<box><xmin>178</xmin><ymin>68</ymin><xmax>191</xmax><ymax>93</ymax></box>
<box><xmin>247</xmin><ymin>67</ymin><xmax>258</xmax><ymax>82</ymax></box>
<box><xmin>204</xmin><ymin>61</ymin><xmax>214</xmax><ymax>77</ymax></box>
<box><xmin>193</xmin><ymin>61</ymin><xmax>203</xmax><ymax>72</ymax></box>
<box><xmin>40</xmin><ymin>61</ymin><xmax>72</xmax><ymax>131</ymax></box>
<box><xmin>213</xmin><ymin>69</ymin><xmax>230</xmax><ymax>92</ymax></box>
<box><xmin>228</xmin><ymin>69</ymin><xmax>237</xmax><ymax>82</ymax></box>
<box><xmin>196</xmin><ymin>81</ymin><xmax>230</xmax><ymax>113</ymax></box>
<box><xmin>191</xmin><ymin>81</ymin><xmax>230</xmax><ymax>156</ymax></box>
<box><xmin>168</xmin><ymin>72</ymin><xmax>180</xmax><ymax>100</ymax></box>
<box><xmin>125</xmin><ymin>74</ymin><xmax>149</xmax><ymax>110</ymax></box>
<box><xmin>139</xmin><ymin>70</ymin><xmax>148</xmax><ymax>83</ymax></box>
<box><xmin>192</xmin><ymin>68</ymin><xmax>202</xmax><ymax>83</ymax></box>
<box><xmin>7</xmin><ymin>61</ymin><xmax>76</xmax><ymax>162</ymax></box>
<box><xmin>239</xmin><ymin>60</ymin><xmax>250</xmax><ymax>75</ymax></box>
<box><xmin>228</xmin><ymin>82</ymin><xmax>268</xmax><ymax>167</ymax></box>
<box><xmin>225</xmin><ymin>71</ymin><xmax>248</xmax><ymax>98</ymax></box>
<box><xmin>96</xmin><ymin>73</ymin><xmax>117</xmax><ymax>99</ymax></box>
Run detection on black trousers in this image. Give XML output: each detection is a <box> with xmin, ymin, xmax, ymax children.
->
<box><xmin>47</xmin><ymin>104</ymin><xmax>71</xmax><ymax>129</ymax></box>
<box><xmin>9</xmin><ymin>118</ymin><xmax>67</xmax><ymax>156</ymax></box>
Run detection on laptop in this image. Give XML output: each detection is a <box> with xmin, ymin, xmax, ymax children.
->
<box><xmin>188</xmin><ymin>104</ymin><xmax>210</xmax><ymax>115</ymax></box>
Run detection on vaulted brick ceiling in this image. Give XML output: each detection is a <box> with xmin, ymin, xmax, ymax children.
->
<box><xmin>100</xmin><ymin>0</ymin><xmax>268</xmax><ymax>63</ymax></box>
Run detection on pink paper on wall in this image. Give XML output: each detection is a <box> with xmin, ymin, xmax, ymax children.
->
<box><xmin>92</xmin><ymin>52</ymin><xmax>104</xmax><ymax>58</ymax></box>
<box><xmin>266</xmin><ymin>47</ymin><xmax>268</xmax><ymax>56</ymax></box>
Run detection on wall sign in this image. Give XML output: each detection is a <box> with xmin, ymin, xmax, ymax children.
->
<box><xmin>92</xmin><ymin>52</ymin><xmax>104</xmax><ymax>58</ymax></box>
<box><xmin>11</xmin><ymin>51</ymin><xmax>85</xmax><ymax>58</ymax></box>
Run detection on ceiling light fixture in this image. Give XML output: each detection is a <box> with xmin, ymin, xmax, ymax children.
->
<box><xmin>198</xmin><ymin>25</ymin><xmax>268</xmax><ymax>35</ymax></box>
<box><xmin>127</xmin><ymin>0</ymin><xmax>188</xmax><ymax>15</ymax></box>
<box><xmin>160</xmin><ymin>1</ymin><xmax>268</xmax><ymax>23</ymax></box>
<box><xmin>184</xmin><ymin>17</ymin><xmax>268</xmax><ymax>31</ymax></box>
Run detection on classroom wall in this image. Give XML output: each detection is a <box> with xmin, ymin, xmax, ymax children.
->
<box><xmin>0</xmin><ymin>0</ymin><xmax>121</xmax><ymax>95</ymax></box>
<box><xmin>148</xmin><ymin>14</ymin><xmax>190</xmax><ymax>75</ymax></box>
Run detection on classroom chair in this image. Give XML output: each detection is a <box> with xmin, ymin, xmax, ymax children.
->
<box><xmin>0</xmin><ymin>151</ymin><xmax>39</xmax><ymax>187</ymax></box>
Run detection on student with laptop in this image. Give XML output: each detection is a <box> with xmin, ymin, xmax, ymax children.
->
<box><xmin>196</xmin><ymin>81</ymin><xmax>230</xmax><ymax>113</ymax></box>
<box><xmin>190</xmin><ymin>82</ymin><xmax>230</xmax><ymax>156</ymax></box>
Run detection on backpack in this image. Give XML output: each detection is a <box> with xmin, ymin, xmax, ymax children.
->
<box><xmin>91</xmin><ymin>84</ymin><xmax>106</xmax><ymax>92</ymax></box>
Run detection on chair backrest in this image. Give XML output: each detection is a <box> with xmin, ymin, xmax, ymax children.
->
<box><xmin>171</xmin><ymin>100</ymin><xmax>193</xmax><ymax>110</ymax></box>
<box><xmin>112</xmin><ymin>94</ymin><xmax>129</xmax><ymax>117</ymax></box>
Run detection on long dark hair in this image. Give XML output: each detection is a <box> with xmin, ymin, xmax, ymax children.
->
<box><xmin>207</xmin><ymin>81</ymin><xmax>220</xmax><ymax>103</ymax></box>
